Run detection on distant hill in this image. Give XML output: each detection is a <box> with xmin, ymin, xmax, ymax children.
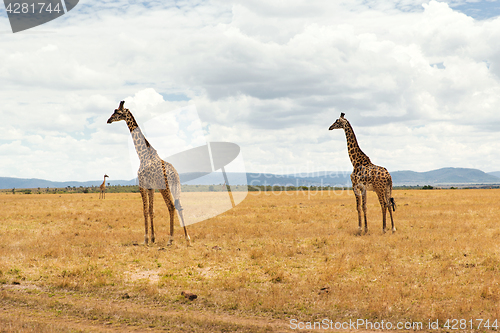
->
<box><xmin>143</xmin><ymin>168</ymin><xmax>500</xmax><ymax>186</ymax></box>
<box><xmin>0</xmin><ymin>177</ymin><xmax>137</xmax><ymax>190</ymax></box>
<box><xmin>488</xmin><ymin>171</ymin><xmax>500</xmax><ymax>178</ymax></box>
<box><xmin>1</xmin><ymin>167</ymin><xmax>499</xmax><ymax>189</ymax></box>
<box><xmin>246</xmin><ymin>171</ymin><xmax>351</xmax><ymax>187</ymax></box>
<box><xmin>244</xmin><ymin>167</ymin><xmax>500</xmax><ymax>187</ymax></box>
<box><xmin>391</xmin><ymin>168</ymin><xmax>500</xmax><ymax>185</ymax></box>
<box><xmin>249</xmin><ymin>167</ymin><xmax>500</xmax><ymax>187</ymax></box>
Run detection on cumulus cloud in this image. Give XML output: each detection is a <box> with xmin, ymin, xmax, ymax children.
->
<box><xmin>0</xmin><ymin>0</ymin><xmax>500</xmax><ymax>181</ymax></box>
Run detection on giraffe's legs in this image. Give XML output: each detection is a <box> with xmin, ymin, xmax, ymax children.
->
<box><xmin>388</xmin><ymin>197</ymin><xmax>396</xmax><ymax>233</ymax></box>
<box><xmin>361</xmin><ymin>188</ymin><xmax>368</xmax><ymax>234</ymax></box>
<box><xmin>385</xmin><ymin>187</ymin><xmax>396</xmax><ymax>233</ymax></box>
<box><xmin>160</xmin><ymin>189</ymin><xmax>175</xmax><ymax>245</ymax></box>
<box><xmin>353</xmin><ymin>185</ymin><xmax>363</xmax><ymax>234</ymax></box>
<box><xmin>148</xmin><ymin>189</ymin><xmax>155</xmax><ymax>243</ymax></box>
<box><xmin>159</xmin><ymin>189</ymin><xmax>191</xmax><ymax>246</ymax></box>
<box><xmin>175</xmin><ymin>198</ymin><xmax>191</xmax><ymax>246</ymax></box>
<box><xmin>159</xmin><ymin>189</ymin><xmax>175</xmax><ymax>245</ymax></box>
<box><xmin>139</xmin><ymin>187</ymin><xmax>150</xmax><ymax>244</ymax></box>
<box><xmin>388</xmin><ymin>204</ymin><xmax>395</xmax><ymax>233</ymax></box>
<box><xmin>376</xmin><ymin>191</ymin><xmax>388</xmax><ymax>233</ymax></box>
<box><xmin>377</xmin><ymin>188</ymin><xmax>396</xmax><ymax>234</ymax></box>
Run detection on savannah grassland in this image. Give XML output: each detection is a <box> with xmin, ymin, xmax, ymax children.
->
<box><xmin>1</xmin><ymin>189</ymin><xmax>500</xmax><ymax>332</ymax></box>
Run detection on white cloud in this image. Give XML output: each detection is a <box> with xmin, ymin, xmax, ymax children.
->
<box><xmin>1</xmin><ymin>0</ymin><xmax>500</xmax><ymax>182</ymax></box>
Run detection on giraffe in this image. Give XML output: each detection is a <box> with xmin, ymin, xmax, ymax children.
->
<box><xmin>99</xmin><ymin>174</ymin><xmax>109</xmax><ymax>199</ymax></box>
<box><xmin>107</xmin><ymin>101</ymin><xmax>191</xmax><ymax>246</ymax></box>
<box><xmin>329</xmin><ymin>113</ymin><xmax>396</xmax><ymax>234</ymax></box>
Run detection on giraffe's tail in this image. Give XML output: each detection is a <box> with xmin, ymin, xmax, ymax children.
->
<box><xmin>389</xmin><ymin>197</ymin><xmax>396</xmax><ymax>212</ymax></box>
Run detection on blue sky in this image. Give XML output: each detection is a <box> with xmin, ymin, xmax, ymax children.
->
<box><xmin>454</xmin><ymin>1</ymin><xmax>500</xmax><ymax>19</ymax></box>
<box><xmin>1</xmin><ymin>0</ymin><xmax>500</xmax><ymax>181</ymax></box>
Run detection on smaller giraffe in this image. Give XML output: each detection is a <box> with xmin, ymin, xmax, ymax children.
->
<box><xmin>99</xmin><ymin>174</ymin><xmax>109</xmax><ymax>199</ymax></box>
<box><xmin>329</xmin><ymin>113</ymin><xmax>396</xmax><ymax>234</ymax></box>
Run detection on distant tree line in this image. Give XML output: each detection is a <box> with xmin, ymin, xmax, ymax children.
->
<box><xmin>2</xmin><ymin>183</ymin><xmax>499</xmax><ymax>195</ymax></box>
<box><xmin>4</xmin><ymin>185</ymin><xmax>142</xmax><ymax>195</ymax></box>
<box><xmin>247</xmin><ymin>185</ymin><xmax>349</xmax><ymax>192</ymax></box>
<box><xmin>2</xmin><ymin>184</ymin><xmax>248</xmax><ymax>194</ymax></box>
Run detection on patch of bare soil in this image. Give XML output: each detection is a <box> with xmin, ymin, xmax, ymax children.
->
<box><xmin>0</xmin><ymin>286</ymin><xmax>297</xmax><ymax>332</ymax></box>
<box><xmin>0</xmin><ymin>287</ymin><xmax>394</xmax><ymax>333</ymax></box>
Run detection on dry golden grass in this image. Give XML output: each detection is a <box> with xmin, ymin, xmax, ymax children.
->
<box><xmin>1</xmin><ymin>189</ymin><xmax>500</xmax><ymax>331</ymax></box>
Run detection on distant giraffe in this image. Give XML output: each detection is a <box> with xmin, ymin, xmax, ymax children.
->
<box><xmin>107</xmin><ymin>101</ymin><xmax>191</xmax><ymax>246</ymax></box>
<box><xmin>329</xmin><ymin>113</ymin><xmax>396</xmax><ymax>234</ymax></box>
<box><xmin>99</xmin><ymin>174</ymin><xmax>109</xmax><ymax>199</ymax></box>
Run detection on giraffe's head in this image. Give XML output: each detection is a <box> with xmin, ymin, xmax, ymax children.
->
<box><xmin>328</xmin><ymin>113</ymin><xmax>348</xmax><ymax>130</ymax></box>
<box><xmin>104</xmin><ymin>174</ymin><xmax>109</xmax><ymax>178</ymax></box>
<box><xmin>107</xmin><ymin>101</ymin><xmax>129</xmax><ymax>124</ymax></box>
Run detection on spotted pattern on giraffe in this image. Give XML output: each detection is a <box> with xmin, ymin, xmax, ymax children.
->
<box><xmin>107</xmin><ymin>101</ymin><xmax>190</xmax><ymax>246</ymax></box>
<box><xmin>329</xmin><ymin>113</ymin><xmax>396</xmax><ymax>234</ymax></box>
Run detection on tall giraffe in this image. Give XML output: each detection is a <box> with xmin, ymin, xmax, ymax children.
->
<box><xmin>99</xmin><ymin>174</ymin><xmax>109</xmax><ymax>199</ymax></box>
<box><xmin>107</xmin><ymin>101</ymin><xmax>191</xmax><ymax>246</ymax></box>
<box><xmin>329</xmin><ymin>113</ymin><xmax>396</xmax><ymax>234</ymax></box>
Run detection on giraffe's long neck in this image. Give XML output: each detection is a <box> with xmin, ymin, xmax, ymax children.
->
<box><xmin>344</xmin><ymin>121</ymin><xmax>371</xmax><ymax>167</ymax></box>
<box><xmin>125</xmin><ymin>112</ymin><xmax>156</xmax><ymax>163</ymax></box>
<box><xmin>124</xmin><ymin>112</ymin><xmax>140</xmax><ymax>133</ymax></box>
